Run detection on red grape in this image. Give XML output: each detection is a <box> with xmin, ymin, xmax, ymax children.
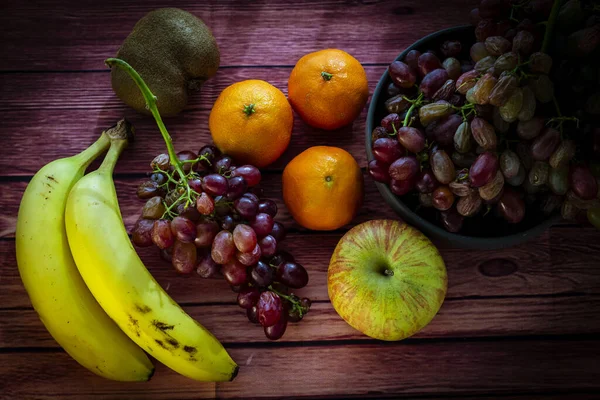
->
<box><xmin>188</xmin><ymin>178</ymin><xmax>203</xmax><ymax>193</ymax></box>
<box><xmin>247</xmin><ymin>306</ymin><xmax>259</xmax><ymax>324</ymax></box>
<box><xmin>397</xmin><ymin>127</ymin><xmax>426</xmax><ymax>153</ymax></box>
<box><xmin>417</xmin><ymin>52</ymin><xmax>442</xmax><ymax>77</ymax></box>
<box><xmin>211</xmin><ymin>230</ymin><xmax>235</xmax><ymax>264</ymax></box>
<box><xmin>531</xmin><ymin>128</ymin><xmax>560</xmax><ymax>161</ymax></box>
<box><xmin>405</xmin><ymin>50</ymin><xmax>421</xmax><ymax>73</ymax></box>
<box><xmin>427</xmin><ymin>114</ymin><xmax>462</xmax><ymax>147</ymax></box>
<box><xmin>389</xmin><ymin>156</ymin><xmax>419</xmax><ymax>181</ymax></box>
<box><xmin>194</xmin><ymin>220</ymin><xmax>219</xmax><ymax>248</ymax></box>
<box><xmin>233</xmin><ymin>224</ymin><xmax>257</xmax><ymax>253</ymax></box>
<box><xmin>570</xmin><ymin>165</ymin><xmax>598</xmax><ymax>200</ymax></box>
<box><xmin>237</xmin><ymin>285</ymin><xmax>261</xmax><ymax>309</ymax></box>
<box><xmin>251</xmin><ymin>213</ymin><xmax>275</xmax><ymax>237</ymax></box>
<box><xmin>372</xmin><ymin>138</ymin><xmax>404</xmax><ymax>164</ymax></box>
<box><xmin>257</xmin><ymin>291</ymin><xmax>283</xmax><ymax>327</ymax></box>
<box><xmin>197</xmin><ymin>145</ymin><xmax>220</xmax><ymax>169</ymax></box>
<box><xmin>432</xmin><ymin>186</ymin><xmax>455</xmax><ymax>211</ymax></box>
<box><xmin>497</xmin><ymin>189</ymin><xmax>526</xmax><ymax>223</ymax></box>
<box><xmin>258</xmin><ymin>235</ymin><xmax>277</xmax><ymax>257</ymax></box>
<box><xmin>264</xmin><ymin>313</ymin><xmax>287</xmax><ymax>340</ymax></box>
<box><xmin>234</xmin><ymin>196</ymin><xmax>258</xmax><ymax>219</ymax></box>
<box><xmin>232</xmin><ymin>165</ymin><xmax>261</xmax><ymax>187</ymax></box>
<box><xmin>222</xmin><ymin>258</ymin><xmax>249</xmax><ymax>286</ymax></box>
<box><xmin>440</xmin><ymin>208</ymin><xmax>464</xmax><ymax>232</ymax></box>
<box><xmin>196</xmin><ymin>254</ymin><xmax>221</xmax><ymax>279</ymax></box>
<box><xmin>368</xmin><ymin>159</ymin><xmax>391</xmax><ymax>183</ymax></box>
<box><xmin>420</xmin><ymin>69</ymin><xmax>449</xmax><ymax>98</ymax></box>
<box><xmin>226</xmin><ymin>176</ymin><xmax>247</xmax><ymax>200</ymax></box>
<box><xmin>170</xmin><ymin>216</ymin><xmax>196</xmax><ymax>243</ymax></box>
<box><xmin>242</xmin><ymin>192</ymin><xmax>260</xmax><ymax>203</ymax></box>
<box><xmin>277</xmin><ymin>262</ymin><xmax>309</xmax><ymax>289</ymax></box>
<box><xmin>389</xmin><ymin>61</ymin><xmax>416</xmax><ymax>88</ymax></box>
<box><xmin>415</xmin><ymin>169</ymin><xmax>439</xmax><ymax>193</ymax></box>
<box><xmin>202</xmin><ymin>174</ymin><xmax>228</xmax><ymax>196</ymax></box>
<box><xmin>196</xmin><ymin>192</ymin><xmax>215</xmax><ymax>215</ymax></box>
<box><xmin>132</xmin><ymin>218</ymin><xmax>154</xmax><ymax>247</ymax></box>
<box><xmin>177</xmin><ymin>150</ymin><xmax>198</xmax><ymax>173</ymax></box>
<box><xmin>469</xmin><ymin>152</ymin><xmax>499</xmax><ymax>187</ymax></box>
<box><xmin>237</xmin><ymin>243</ymin><xmax>262</xmax><ymax>266</ymax></box>
<box><xmin>381</xmin><ymin>113</ymin><xmax>402</xmax><ymax>133</ymax></box>
<box><xmin>390</xmin><ymin>177</ymin><xmax>416</xmax><ymax>196</ymax></box>
<box><xmin>172</xmin><ymin>240</ymin><xmax>197</xmax><ymax>274</ymax></box>
<box><xmin>152</xmin><ymin>219</ymin><xmax>175</xmax><ymax>249</ymax></box>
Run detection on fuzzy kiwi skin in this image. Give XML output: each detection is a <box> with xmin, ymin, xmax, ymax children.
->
<box><xmin>111</xmin><ymin>8</ymin><xmax>220</xmax><ymax>117</ymax></box>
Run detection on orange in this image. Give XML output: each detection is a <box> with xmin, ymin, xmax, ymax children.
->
<box><xmin>288</xmin><ymin>49</ymin><xmax>369</xmax><ymax>130</ymax></box>
<box><xmin>209</xmin><ymin>80</ymin><xmax>293</xmax><ymax>168</ymax></box>
<box><xmin>283</xmin><ymin>146</ymin><xmax>364</xmax><ymax>231</ymax></box>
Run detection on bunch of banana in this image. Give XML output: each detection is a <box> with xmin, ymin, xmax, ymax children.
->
<box><xmin>17</xmin><ymin>119</ymin><xmax>238</xmax><ymax>382</ymax></box>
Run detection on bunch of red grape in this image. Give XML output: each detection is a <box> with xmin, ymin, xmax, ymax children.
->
<box><xmin>369</xmin><ymin>0</ymin><xmax>600</xmax><ymax>234</ymax></box>
<box><xmin>131</xmin><ymin>145</ymin><xmax>311</xmax><ymax>340</ymax></box>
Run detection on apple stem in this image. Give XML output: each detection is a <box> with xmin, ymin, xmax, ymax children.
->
<box><xmin>384</xmin><ymin>269</ymin><xmax>394</xmax><ymax>277</ymax></box>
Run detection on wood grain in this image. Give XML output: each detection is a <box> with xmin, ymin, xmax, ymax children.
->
<box><xmin>3</xmin><ymin>227</ymin><xmax>600</xmax><ymax>309</ymax></box>
<box><xmin>3</xmin><ymin>295</ymin><xmax>600</xmax><ymax>348</ymax></box>
<box><xmin>0</xmin><ymin>0</ymin><xmax>472</xmax><ymax>71</ymax></box>
<box><xmin>2</xmin><ymin>339</ymin><xmax>599</xmax><ymax>399</ymax></box>
<box><xmin>0</xmin><ymin>66</ymin><xmax>383</xmax><ymax>176</ymax></box>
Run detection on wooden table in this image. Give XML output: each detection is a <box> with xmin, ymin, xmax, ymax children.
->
<box><xmin>2</xmin><ymin>1</ymin><xmax>600</xmax><ymax>398</ymax></box>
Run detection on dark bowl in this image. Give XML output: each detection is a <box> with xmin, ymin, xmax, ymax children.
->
<box><xmin>365</xmin><ymin>25</ymin><xmax>560</xmax><ymax>249</ymax></box>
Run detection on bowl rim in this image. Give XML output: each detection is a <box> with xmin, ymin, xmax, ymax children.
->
<box><xmin>365</xmin><ymin>25</ymin><xmax>560</xmax><ymax>248</ymax></box>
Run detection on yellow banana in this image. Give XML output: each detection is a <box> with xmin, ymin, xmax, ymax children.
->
<box><xmin>65</xmin><ymin>129</ymin><xmax>239</xmax><ymax>382</ymax></box>
<box><xmin>16</xmin><ymin>120</ymin><xmax>154</xmax><ymax>381</ymax></box>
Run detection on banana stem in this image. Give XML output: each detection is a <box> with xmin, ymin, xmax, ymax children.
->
<box><xmin>73</xmin><ymin>134</ymin><xmax>110</xmax><ymax>170</ymax></box>
<box><xmin>105</xmin><ymin>58</ymin><xmax>186</xmax><ymax>181</ymax></box>
<box><xmin>98</xmin><ymin>139</ymin><xmax>128</xmax><ymax>175</ymax></box>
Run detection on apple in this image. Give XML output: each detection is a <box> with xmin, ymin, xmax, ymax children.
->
<box><xmin>327</xmin><ymin>219</ymin><xmax>447</xmax><ymax>341</ymax></box>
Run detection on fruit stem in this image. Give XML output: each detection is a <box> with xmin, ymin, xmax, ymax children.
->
<box><xmin>403</xmin><ymin>92</ymin><xmax>424</xmax><ymax>127</ymax></box>
<box><xmin>105</xmin><ymin>58</ymin><xmax>186</xmax><ymax>181</ymax></box>
<box><xmin>383</xmin><ymin>269</ymin><xmax>394</xmax><ymax>277</ymax></box>
<box><xmin>243</xmin><ymin>103</ymin><xmax>256</xmax><ymax>116</ymax></box>
<box><xmin>98</xmin><ymin>136</ymin><xmax>128</xmax><ymax>175</ymax></box>
<box><xmin>541</xmin><ymin>0</ymin><xmax>562</xmax><ymax>54</ymax></box>
<box><xmin>321</xmin><ymin>71</ymin><xmax>333</xmax><ymax>81</ymax></box>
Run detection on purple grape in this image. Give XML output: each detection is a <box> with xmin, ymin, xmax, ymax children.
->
<box><xmin>251</xmin><ymin>213</ymin><xmax>274</xmax><ymax>237</ymax></box>
<box><xmin>196</xmin><ymin>255</ymin><xmax>221</xmax><ymax>279</ymax></box>
<box><xmin>222</xmin><ymin>258</ymin><xmax>248</xmax><ymax>286</ymax></box>
<box><xmin>270</xmin><ymin>222</ymin><xmax>286</xmax><ymax>242</ymax></box>
<box><xmin>171</xmin><ymin>240</ymin><xmax>197</xmax><ymax>274</ymax></box>
<box><xmin>225</xmin><ymin>176</ymin><xmax>247</xmax><ymax>200</ymax></box>
<box><xmin>247</xmin><ymin>306</ymin><xmax>259</xmax><ymax>323</ymax></box>
<box><xmin>232</xmin><ymin>165</ymin><xmax>261</xmax><ymax>187</ymax></box>
<box><xmin>196</xmin><ymin>192</ymin><xmax>215</xmax><ymax>215</ymax></box>
<box><xmin>397</xmin><ymin>127</ymin><xmax>426</xmax><ymax>153</ymax></box>
<box><xmin>264</xmin><ymin>313</ymin><xmax>287</xmax><ymax>340</ymax></box>
<box><xmin>221</xmin><ymin>215</ymin><xmax>235</xmax><ymax>231</ymax></box>
<box><xmin>242</xmin><ymin>192</ymin><xmax>260</xmax><ymax>203</ymax></box>
<box><xmin>237</xmin><ymin>243</ymin><xmax>262</xmax><ymax>266</ymax></box>
<box><xmin>211</xmin><ymin>230</ymin><xmax>235</xmax><ymax>264</ymax></box>
<box><xmin>233</xmin><ymin>224</ymin><xmax>257</xmax><ymax>253</ymax></box>
<box><xmin>237</xmin><ymin>285</ymin><xmax>261</xmax><ymax>309</ymax></box>
<box><xmin>258</xmin><ymin>199</ymin><xmax>278</xmax><ymax>217</ymax></box>
<box><xmin>388</xmin><ymin>156</ymin><xmax>419</xmax><ymax>181</ymax></box>
<box><xmin>372</xmin><ymin>138</ymin><xmax>404</xmax><ymax>164</ymax></box>
<box><xmin>276</xmin><ymin>262</ymin><xmax>309</xmax><ymax>289</ymax></box>
<box><xmin>213</xmin><ymin>156</ymin><xmax>233</xmax><ymax>174</ymax></box>
<box><xmin>368</xmin><ymin>159</ymin><xmax>391</xmax><ymax>183</ymax></box>
<box><xmin>258</xmin><ymin>235</ymin><xmax>277</xmax><ymax>257</ymax></box>
<box><xmin>389</xmin><ymin>61</ymin><xmax>416</xmax><ymax>88</ymax></box>
<box><xmin>415</xmin><ymin>169</ymin><xmax>440</xmax><ymax>193</ymax></box>
<box><xmin>152</xmin><ymin>219</ymin><xmax>175</xmax><ymax>249</ymax></box>
<box><xmin>420</xmin><ymin>69</ymin><xmax>449</xmax><ymax>98</ymax></box>
<box><xmin>132</xmin><ymin>219</ymin><xmax>154</xmax><ymax>247</ymax></box>
<box><xmin>417</xmin><ymin>52</ymin><xmax>442</xmax><ymax>77</ymax></box>
<box><xmin>469</xmin><ymin>152</ymin><xmax>499</xmax><ymax>187</ymax></box>
<box><xmin>234</xmin><ymin>196</ymin><xmax>258</xmax><ymax>219</ymax></box>
<box><xmin>197</xmin><ymin>145</ymin><xmax>220</xmax><ymax>169</ymax></box>
<box><xmin>251</xmin><ymin>261</ymin><xmax>274</xmax><ymax>287</ymax></box>
<box><xmin>390</xmin><ymin>177</ymin><xmax>416</xmax><ymax>196</ymax></box>
<box><xmin>194</xmin><ymin>220</ymin><xmax>219</xmax><ymax>248</ymax></box>
<box><xmin>188</xmin><ymin>178</ymin><xmax>203</xmax><ymax>193</ymax></box>
<box><xmin>170</xmin><ymin>216</ymin><xmax>196</xmax><ymax>243</ymax></box>
<box><xmin>202</xmin><ymin>174</ymin><xmax>228</xmax><ymax>196</ymax></box>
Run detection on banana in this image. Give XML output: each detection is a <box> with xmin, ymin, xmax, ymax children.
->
<box><xmin>65</xmin><ymin>129</ymin><xmax>239</xmax><ymax>382</ymax></box>
<box><xmin>16</xmin><ymin>120</ymin><xmax>154</xmax><ymax>382</ymax></box>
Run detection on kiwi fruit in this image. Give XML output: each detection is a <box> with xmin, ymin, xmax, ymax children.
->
<box><xmin>111</xmin><ymin>8</ymin><xmax>220</xmax><ymax>117</ymax></box>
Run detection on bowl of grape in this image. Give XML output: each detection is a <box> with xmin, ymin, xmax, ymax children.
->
<box><xmin>366</xmin><ymin>0</ymin><xmax>600</xmax><ymax>249</ymax></box>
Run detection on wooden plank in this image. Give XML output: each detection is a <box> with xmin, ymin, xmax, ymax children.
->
<box><xmin>3</xmin><ymin>296</ymin><xmax>600</xmax><ymax>348</ymax></box>
<box><xmin>0</xmin><ymin>0</ymin><xmax>473</xmax><ymax>71</ymax></box>
<box><xmin>0</xmin><ymin>171</ymin><xmax>398</xmax><ymax>239</ymax></box>
<box><xmin>0</xmin><ymin>67</ymin><xmax>384</xmax><ymax>176</ymax></box>
<box><xmin>3</xmin><ymin>226</ymin><xmax>600</xmax><ymax>309</ymax></box>
<box><xmin>0</xmin><ymin>354</ymin><xmax>216</xmax><ymax>400</ymax></box>
<box><xmin>2</xmin><ymin>339</ymin><xmax>599</xmax><ymax>399</ymax></box>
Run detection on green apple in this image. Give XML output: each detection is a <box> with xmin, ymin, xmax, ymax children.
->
<box><xmin>328</xmin><ymin>219</ymin><xmax>447</xmax><ymax>341</ymax></box>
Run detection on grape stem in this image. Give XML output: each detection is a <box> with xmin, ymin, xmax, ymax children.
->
<box><xmin>106</xmin><ymin>58</ymin><xmax>209</xmax><ymax>218</ymax></box>
<box><xmin>402</xmin><ymin>92</ymin><xmax>424</xmax><ymax>127</ymax></box>
<box><xmin>541</xmin><ymin>0</ymin><xmax>563</xmax><ymax>54</ymax></box>
<box><xmin>268</xmin><ymin>286</ymin><xmax>308</xmax><ymax>317</ymax></box>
